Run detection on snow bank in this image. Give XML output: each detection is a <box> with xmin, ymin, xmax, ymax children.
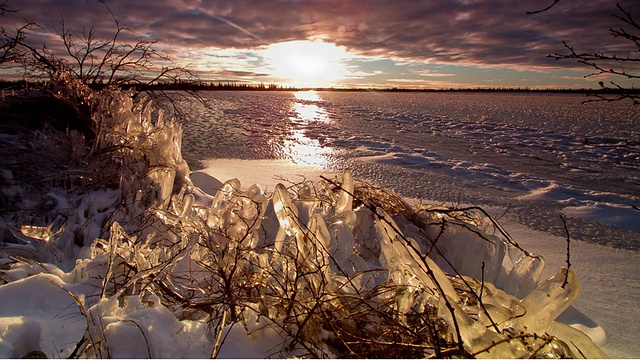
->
<box><xmin>519</xmin><ymin>182</ymin><xmax>640</xmax><ymax>232</ymax></box>
<box><xmin>0</xmin><ymin>78</ymin><xmax>607</xmax><ymax>358</ymax></box>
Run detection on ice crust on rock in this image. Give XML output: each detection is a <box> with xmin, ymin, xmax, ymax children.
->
<box><xmin>0</xmin><ymin>78</ymin><xmax>606</xmax><ymax>358</ymax></box>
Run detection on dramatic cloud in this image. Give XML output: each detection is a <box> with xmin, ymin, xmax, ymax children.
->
<box><xmin>3</xmin><ymin>0</ymin><xmax>639</xmax><ymax>87</ymax></box>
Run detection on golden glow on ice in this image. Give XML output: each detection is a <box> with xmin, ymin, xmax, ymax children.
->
<box><xmin>284</xmin><ymin>91</ymin><xmax>332</xmax><ymax>167</ymax></box>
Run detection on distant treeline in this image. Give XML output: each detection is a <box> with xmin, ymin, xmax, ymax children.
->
<box><xmin>1</xmin><ymin>79</ymin><xmax>638</xmax><ymax>94</ymax></box>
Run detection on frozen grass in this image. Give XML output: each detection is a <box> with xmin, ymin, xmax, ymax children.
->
<box><xmin>0</xmin><ymin>76</ymin><xmax>607</xmax><ymax>358</ymax></box>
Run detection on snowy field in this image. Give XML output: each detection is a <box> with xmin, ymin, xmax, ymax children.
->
<box><xmin>179</xmin><ymin>91</ymin><xmax>640</xmax><ymax>250</ymax></box>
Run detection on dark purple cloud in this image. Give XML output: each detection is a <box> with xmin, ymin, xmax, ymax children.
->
<box><xmin>3</xmin><ymin>0</ymin><xmax>639</xmax><ymax>71</ymax></box>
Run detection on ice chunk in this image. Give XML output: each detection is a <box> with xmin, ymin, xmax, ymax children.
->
<box><xmin>343</xmin><ymin>254</ymin><xmax>372</xmax><ymax>290</ymax></box>
<box><xmin>207</xmin><ymin>179</ymin><xmax>240</xmax><ymax>229</ymax></box>
<box><xmin>19</xmin><ymin>223</ymin><xmax>63</xmax><ymax>244</ymax></box>
<box><xmin>146</xmin><ymin>167</ymin><xmax>176</xmax><ymax>209</ymax></box>
<box><xmin>11</xmin><ymin>221</ymin><xmax>67</xmax><ymax>264</ymax></box>
<box><xmin>376</xmin><ymin>208</ymin><xmax>459</xmax><ymax>301</ymax></box>
<box><xmin>433</xmin><ymin>221</ymin><xmax>506</xmax><ymax>285</ymax></box>
<box><xmin>510</xmin><ymin>267</ymin><xmax>579</xmax><ymax>335</ymax></box>
<box><xmin>503</xmin><ymin>249</ymin><xmax>545</xmax><ymax>299</ymax></box>
<box><xmin>439</xmin><ymin>295</ymin><xmax>528</xmax><ymax>358</ymax></box>
<box><xmin>546</xmin><ymin>321</ymin><xmax>608</xmax><ymax>358</ymax></box>
<box><xmin>307</xmin><ymin>214</ymin><xmax>331</xmax><ymax>250</ymax></box>
<box><xmin>298</xmin><ymin>214</ymin><xmax>331</xmax><ymax>277</ymax></box>
<box><xmin>328</xmin><ymin>221</ymin><xmax>355</xmax><ymax>271</ymax></box>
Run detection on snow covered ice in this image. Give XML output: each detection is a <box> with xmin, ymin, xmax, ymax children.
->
<box><xmin>0</xmin><ymin>79</ymin><xmax>621</xmax><ymax>358</ymax></box>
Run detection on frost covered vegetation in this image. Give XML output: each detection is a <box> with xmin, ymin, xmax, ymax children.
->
<box><xmin>0</xmin><ymin>74</ymin><xmax>611</xmax><ymax>358</ymax></box>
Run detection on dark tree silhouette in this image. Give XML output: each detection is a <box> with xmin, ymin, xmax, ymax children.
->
<box><xmin>1</xmin><ymin>2</ymin><xmax>35</xmax><ymax>66</ymax></box>
<box><xmin>526</xmin><ymin>0</ymin><xmax>561</xmax><ymax>15</ymax></box>
<box><xmin>53</xmin><ymin>2</ymin><xmax>195</xmax><ymax>87</ymax></box>
<box><xmin>0</xmin><ymin>0</ymin><xmax>203</xmax><ymax>142</ymax></box>
<box><xmin>540</xmin><ymin>3</ymin><xmax>640</xmax><ymax>105</ymax></box>
<box><xmin>1</xmin><ymin>1</ymin><xmax>194</xmax><ymax>87</ymax></box>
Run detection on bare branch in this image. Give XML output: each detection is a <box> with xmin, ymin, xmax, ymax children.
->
<box><xmin>1</xmin><ymin>22</ymin><xmax>35</xmax><ymax>64</ymax></box>
<box><xmin>3</xmin><ymin>0</ymin><xmax>194</xmax><ymax>90</ymax></box>
<box><xmin>0</xmin><ymin>1</ymin><xmax>17</xmax><ymax>15</ymax></box>
<box><xmin>548</xmin><ymin>4</ymin><xmax>640</xmax><ymax>105</ymax></box>
<box><xmin>527</xmin><ymin>0</ymin><xmax>561</xmax><ymax>15</ymax></box>
<box><xmin>559</xmin><ymin>215</ymin><xmax>571</xmax><ymax>288</ymax></box>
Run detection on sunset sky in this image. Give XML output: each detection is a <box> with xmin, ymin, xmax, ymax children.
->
<box><xmin>2</xmin><ymin>0</ymin><xmax>640</xmax><ymax>89</ymax></box>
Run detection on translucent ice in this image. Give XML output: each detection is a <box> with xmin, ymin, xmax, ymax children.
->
<box><xmin>510</xmin><ymin>267</ymin><xmax>579</xmax><ymax>335</ymax></box>
<box><xmin>432</xmin><ymin>220</ymin><xmax>506</xmax><ymax>285</ymax></box>
<box><xmin>336</xmin><ymin>169</ymin><xmax>354</xmax><ymax>214</ymax></box>
<box><xmin>328</xmin><ymin>220</ymin><xmax>355</xmax><ymax>270</ymax></box>
<box><xmin>503</xmin><ymin>248</ymin><xmax>545</xmax><ymax>299</ymax></box>
<box><xmin>272</xmin><ymin>183</ymin><xmax>303</xmax><ymax>255</ymax></box>
<box><xmin>146</xmin><ymin>167</ymin><xmax>176</xmax><ymax>209</ymax></box>
<box><xmin>376</xmin><ymin>208</ymin><xmax>458</xmax><ymax>301</ymax></box>
<box><xmin>207</xmin><ymin>179</ymin><xmax>241</xmax><ymax>229</ymax></box>
<box><xmin>546</xmin><ymin>321</ymin><xmax>608</xmax><ymax>358</ymax></box>
<box><xmin>440</xmin><ymin>295</ymin><xmax>527</xmax><ymax>358</ymax></box>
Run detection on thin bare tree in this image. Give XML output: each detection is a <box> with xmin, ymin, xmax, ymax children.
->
<box><xmin>53</xmin><ymin>1</ymin><xmax>194</xmax><ymax>87</ymax></box>
<box><xmin>1</xmin><ymin>0</ymin><xmax>195</xmax><ymax>88</ymax></box>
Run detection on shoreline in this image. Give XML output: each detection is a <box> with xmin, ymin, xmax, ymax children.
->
<box><xmin>5</xmin><ymin>79</ymin><xmax>640</xmax><ymax>95</ymax></box>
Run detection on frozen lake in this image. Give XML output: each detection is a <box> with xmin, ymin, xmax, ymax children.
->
<box><xmin>174</xmin><ymin>90</ymin><xmax>640</xmax><ymax>250</ymax></box>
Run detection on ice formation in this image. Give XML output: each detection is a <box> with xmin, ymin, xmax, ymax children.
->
<box><xmin>0</xmin><ymin>77</ymin><xmax>606</xmax><ymax>358</ymax></box>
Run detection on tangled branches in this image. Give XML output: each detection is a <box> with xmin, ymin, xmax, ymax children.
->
<box><xmin>548</xmin><ymin>3</ymin><xmax>640</xmax><ymax>105</ymax></box>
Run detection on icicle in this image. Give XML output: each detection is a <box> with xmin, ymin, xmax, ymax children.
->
<box><xmin>272</xmin><ymin>183</ymin><xmax>300</xmax><ymax>254</ymax></box>
<box><xmin>336</xmin><ymin>169</ymin><xmax>354</xmax><ymax>214</ymax></box>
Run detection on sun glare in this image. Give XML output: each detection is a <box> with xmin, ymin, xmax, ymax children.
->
<box><xmin>263</xmin><ymin>40</ymin><xmax>351</xmax><ymax>88</ymax></box>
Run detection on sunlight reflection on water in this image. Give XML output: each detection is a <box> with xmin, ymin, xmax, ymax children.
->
<box><xmin>294</xmin><ymin>90</ymin><xmax>322</xmax><ymax>102</ymax></box>
<box><xmin>284</xmin><ymin>91</ymin><xmax>333</xmax><ymax>167</ymax></box>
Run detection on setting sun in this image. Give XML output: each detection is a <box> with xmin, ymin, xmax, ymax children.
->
<box><xmin>262</xmin><ymin>40</ymin><xmax>351</xmax><ymax>88</ymax></box>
